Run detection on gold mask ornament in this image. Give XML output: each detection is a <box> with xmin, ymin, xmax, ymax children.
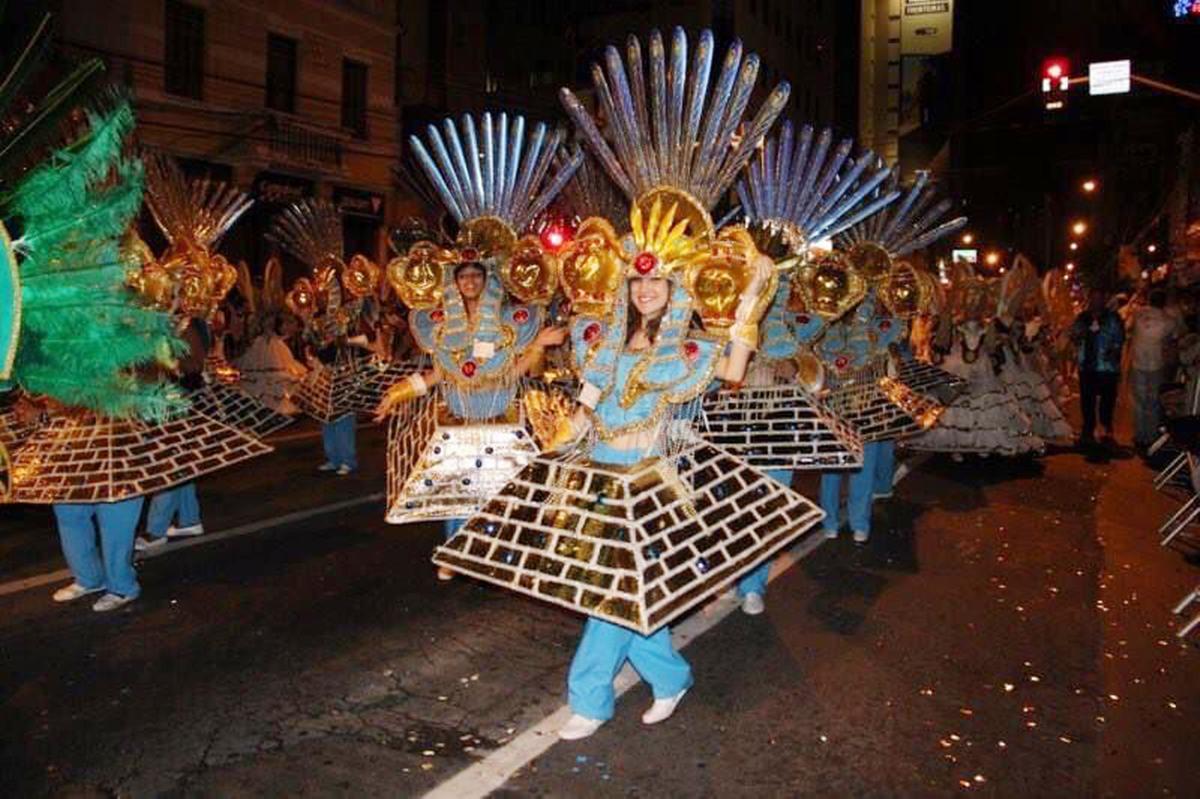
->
<box><xmin>342</xmin><ymin>254</ymin><xmax>381</xmax><ymax>299</ymax></box>
<box><xmin>285</xmin><ymin>278</ymin><xmax>317</xmax><ymax>318</ymax></box>
<box><xmin>686</xmin><ymin>226</ymin><xmax>775</xmax><ymax>330</ymax></box>
<box><xmin>502</xmin><ymin>234</ymin><xmax>560</xmax><ymax>305</ymax></box>
<box><xmin>386</xmin><ymin>241</ymin><xmax>454</xmax><ymax>310</ymax></box>
<box><xmin>846</xmin><ymin>241</ymin><xmax>893</xmax><ymax>285</ymax></box>
<box><xmin>879</xmin><ymin>261</ymin><xmax>928</xmax><ymax>319</ymax></box>
<box><xmin>795</xmin><ymin>251</ymin><xmax>867</xmax><ymax>320</ymax></box>
<box><xmin>558</xmin><ymin>217</ymin><xmax>625</xmax><ymax>315</ymax></box>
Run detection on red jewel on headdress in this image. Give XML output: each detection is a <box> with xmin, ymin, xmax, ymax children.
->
<box><xmin>683</xmin><ymin>341</ymin><xmax>699</xmax><ymax>361</ymax></box>
<box><xmin>634</xmin><ymin>252</ymin><xmax>657</xmax><ymax>275</ymax></box>
<box><xmin>461</xmin><ymin>361</ymin><xmax>477</xmax><ymax>377</ymax></box>
<box><xmin>834</xmin><ymin>355</ymin><xmax>849</xmax><ymax>370</ymax></box>
<box><xmin>430</xmin><ymin>309</ymin><xmax>445</xmax><ymax>323</ymax></box>
<box><xmin>461</xmin><ymin>247</ymin><xmax>480</xmax><ymax>262</ymax></box>
<box><xmin>879</xmin><ymin>319</ymin><xmax>892</xmax><ymax>331</ymax></box>
<box><xmin>797</xmin><ymin>314</ymin><xmax>811</xmax><ymax>324</ymax></box>
<box><xmin>513</xmin><ymin>308</ymin><xmax>529</xmax><ymax>324</ymax></box>
<box><xmin>583</xmin><ymin>323</ymin><xmax>601</xmax><ymax>344</ymax></box>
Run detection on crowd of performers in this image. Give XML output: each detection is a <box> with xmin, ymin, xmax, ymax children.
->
<box><xmin>0</xmin><ymin>25</ymin><xmax>1087</xmax><ymax>740</ymax></box>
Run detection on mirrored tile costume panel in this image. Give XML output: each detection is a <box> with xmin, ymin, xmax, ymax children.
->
<box><xmin>434</xmin><ymin>435</ymin><xmax>825</xmax><ymax>635</ymax></box>
<box><xmin>698</xmin><ymin>385</ymin><xmax>863</xmax><ymax>469</ymax></box>
<box><xmin>294</xmin><ymin>354</ymin><xmax>369</xmax><ymax>423</ymax></box>
<box><xmin>895</xmin><ymin>357</ymin><xmax>968</xmax><ymax>407</ymax></box>
<box><xmin>186</xmin><ymin>380</ymin><xmax>294</xmax><ymax>438</ymax></box>
<box><xmin>5</xmin><ymin>411</ymin><xmax>272</xmax><ymax>504</ymax></box>
<box><xmin>822</xmin><ymin>362</ymin><xmax>945</xmax><ymax>442</ymax></box>
<box><xmin>384</xmin><ymin>392</ymin><xmax>542</xmax><ymax>524</ymax></box>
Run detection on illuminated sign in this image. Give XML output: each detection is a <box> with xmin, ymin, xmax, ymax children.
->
<box><xmin>1089</xmin><ymin>60</ymin><xmax>1131</xmax><ymax>95</ymax></box>
<box><xmin>951</xmin><ymin>248</ymin><xmax>978</xmax><ymax>265</ymax></box>
<box><xmin>902</xmin><ymin>0</ymin><xmax>954</xmax><ymax>55</ymax></box>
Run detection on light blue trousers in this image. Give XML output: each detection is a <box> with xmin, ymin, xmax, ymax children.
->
<box><xmin>53</xmin><ymin>497</ymin><xmax>145</xmax><ymax>598</ymax></box>
<box><xmin>321</xmin><ymin>413</ymin><xmax>357</xmax><ymax>470</ymax></box>
<box><xmin>145</xmin><ymin>482</ymin><xmax>201</xmax><ymax>538</ymax></box>
<box><xmin>443</xmin><ymin>517</ymin><xmax>465</xmax><ymax>540</ymax></box>
<box><xmin>736</xmin><ymin>468</ymin><xmax>793</xmax><ymax>598</ymax></box>
<box><xmin>873</xmin><ymin>440</ymin><xmax>896</xmax><ymax>496</ymax></box>
<box><xmin>820</xmin><ymin>441</ymin><xmax>881</xmax><ymax>535</ymax></box>
<box><xmin>568</xmin><ymin>617</ymin><xmax>694</xmax><ymax>722</ymax></box>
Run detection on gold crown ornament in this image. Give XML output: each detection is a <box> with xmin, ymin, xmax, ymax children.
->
<box><xmin>686</xmin><ymin>226</ymin><xmax>777</xmax><ymax>331</ymax></box>
<box><xmin>285</xmin><ymin>277</ymin><xmax>318</xmax><ymax>318</ymax></box>
<box><xmin>502</xmin><ymin>234</ymin><xmax>560</xmax><ymax>305</ymax></box>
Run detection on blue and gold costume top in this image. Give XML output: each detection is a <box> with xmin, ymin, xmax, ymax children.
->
<box><xmin>409</xmin><ymin>269</ymin><xmax>543</xmax><ymax>420</ymax></box>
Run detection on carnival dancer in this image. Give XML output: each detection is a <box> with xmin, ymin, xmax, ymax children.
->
<box><xmin>376</xmin><ymin>112</ymin><xmax>580</xmax><ymax>579</ymax></box>
<box><xmin>907</xmin><ymin>264</ymin><xmax>1044</xmax><ymax>457</ymax></box>
<box><xmin>714</xmin><ymin>120</ymin><xmax>896</xmax><ymax>610</ymax></box>
<box><xmin>0</xmin><ymin>92</ymin><xmax>269</xmax><ymax>610</ymax></box>
<box><xmin>434</xmin><ymin>27</ymin><xmax>823</xmax><ymax>740</ymax></box>
<box><xmin>270</xmin><ymin>200</ymin><xmax>383</xmax><ymax>475</ymax></box>
<box><xmin>994</xmin><ymin>258</ymin><xmax>1073</xmax><ymax>444</ymax></box>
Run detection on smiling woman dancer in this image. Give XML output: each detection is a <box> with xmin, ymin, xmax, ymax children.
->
<box><xmin>432</xmin><ymin>27</ymin><xmax>825</xmax><ymax>741</ymax></box>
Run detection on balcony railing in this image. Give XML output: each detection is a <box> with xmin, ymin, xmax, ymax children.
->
<box><xmin>265</xmin><ymin>115</ymin><xmax>343</xmax><ymax>170</ymax></box>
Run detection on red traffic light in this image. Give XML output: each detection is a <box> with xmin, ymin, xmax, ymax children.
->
<box><xmin>1041</xmin><ymin>57</ymin><xmax>1070</xmax><ymax>91</ymax></box>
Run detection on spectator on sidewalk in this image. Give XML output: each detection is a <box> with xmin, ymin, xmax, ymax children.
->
<box><xmin>1129</xmin><ymin>289</ymin><xmax>1184</xmax><ymax>450</ymax></box>
<box><xmin>1071</xmin><ymin>288</ymin><xmax>1125</xmax><ymax>447</ymax></box>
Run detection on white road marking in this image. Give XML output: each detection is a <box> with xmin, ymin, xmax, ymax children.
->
<box><xmin>423</xmin><ymin>532</ymin><xmax>826</xmax><ymax>799</ymax></box>
<box><xmin>0</xmin><ymin>493</ymin><xmax>384</xmax><ymax>599</ymax></box>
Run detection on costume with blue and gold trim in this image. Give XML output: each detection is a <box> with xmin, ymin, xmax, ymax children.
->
<box><xmin>434</xmin><ymin>27</ymin><xmax>826</xmax><ymax>644</ymax></box>
<box><xmin>382</xmin><ymin>112</ymin><xmax>581</xmax><ymax>525</ymax></box>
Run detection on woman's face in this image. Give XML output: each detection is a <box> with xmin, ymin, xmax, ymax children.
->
<box><xmin>455</xmin><ymin>265</ymin><xmax>486</xmax><ymax>301</ymax></box>
<box><xmin>630</xmin><ymin>277</ymin><xmax>670</xmax><ymax>318</ymax></box>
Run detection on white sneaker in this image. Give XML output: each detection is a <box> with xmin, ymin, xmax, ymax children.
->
<box><xmin>853</xmin><ymin>529</ymin><xmax>870</xmax><ymax>544</ymax></box>
<box><xmin>166</xmin><ymin>523</ymin><xmax>204</xmax><ymax>539</ymax></box>
<box><xmin>52</xmin><ymin>582</ymin><xmax>103</xmax><ymax>603</ymax></box>
<box><xmin>335</xmin><ymin>465</ymin><xmax>353</xmax><ymax>476</ymax></box>
<box><xmin>642</xmin><ymin>688</ymin><xmax>688</xmax><ymax>725</ymax></box>
<box><xmin>92</xmin><ymin>593</ymin><xmax>136</xmax><ymax>612</ymax></box>
<box><xmin>823</xmin><ymin>527</ymin><xmax>839</xmax><ymax>540</ymax></box>
<box><xmin>317</xmin><ymin>462</ymin><xmax>338</xmax><ymax>472</ymax></box>
<box><xmin>558</xmin><ymin>714</ymin><xmax>605</xmax><ymax>740</ymax></box>
<box><xmin>741</xmin><ymin>592</ymin><xmax>765</xmax><ymax>616</ymax></box>
<box><xmin>436</xmin><ymin>566</ymin><xmax>455</xmax><ymax>582</ymax></box>
<box><xmin>135</xmin><ymin>535</ymin><xmax>168</xmax><ymax>552</ymax></box>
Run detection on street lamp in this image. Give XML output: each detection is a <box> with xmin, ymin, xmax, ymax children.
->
<box><xmin>1066</xmin><ymin>262</ymin><xmax>1075</xmax><ymax>272</ymax></box>
<box><xmin>961</xmin><ymin>233</ymin><xmax>974</xmax><ymax>245</ymax></box>
<box><xmin>985</xmin><ymin>251</ymin><xmax>1001</xmax><ymax>266</ymax></box>
<box><xmin>1071</xmin><ymin>220</ymin><xmax>1088</xmax><ymax>236</ymax></box>
<box><xmin>1081</xmin><ymin>179</ymin><xmax>1098</xmax><ymax>193</ymax></box>
<box><xmin>1147</xmin><ymin>243</ymin><xmax>1158</xmax><ymax>254</ymax></box>
<box><xmin>1069</xmin><ymin>242</ymin><xmax>1078</xmax><ymax>251</ymax></box>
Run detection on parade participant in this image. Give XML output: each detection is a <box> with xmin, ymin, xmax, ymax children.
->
<box><xmin>0</xmin><ymin>94</ymin><xmax>269</xmax><ymax>610</ymax></box>
<box><xmin>994</xmin><ymin>257</ymin><xmax>1073</xmax><ymax>445</ymax></box>
<box><xmin>795</xmin><ymin>174</ymin><xmax>966</xmax><ymax>542</ymax></box>
<box><xmin>908</xmin><ymin>263</ymin><xmax>1044</xmax><ymax>457</ymax></box>
<box><xmin>270</xmin><ymin>200</ymin><xmax>383</xmax><ymax>475</ymax></box>
<box><xmin>1071</xmin><ymin>288</ymin><xmax>1126</xmax><ymax>447</ymax></box>
<box><xmin>712</xmin><ymin>120</ymin><xmax>897</xmax><ymax>610</ymax></box>
<box><xmin>377</xmin><ymin>112</ymin><xmax>580</xmax><ymax>580</ymax></box>
<box><xmin>237</xmin><ymin>312</ymin><xmax>308</xmax><ymax>415</ymax></box>
<box><xmin>433</xmin><ymin>27</ymin><xmax>823</xmax><ymax>740</ymax></box>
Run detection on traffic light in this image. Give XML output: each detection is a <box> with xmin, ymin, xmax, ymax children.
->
<box><xmin>1041</xmin><ymin>57</ymin><xmax>1070</xmax><ymax>110</ymax></box>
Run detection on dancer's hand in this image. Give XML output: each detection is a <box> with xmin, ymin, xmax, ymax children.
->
<box><xmin>373</xmin><ymin>374</ymin><xmax>427</xmax><ymax>422</ymax></box>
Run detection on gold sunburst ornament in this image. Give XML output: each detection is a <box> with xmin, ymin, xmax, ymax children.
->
<box><xmin>794</xmin><ymin>251</ymin><xmax>867</xmax><ymax>321</ymax></box>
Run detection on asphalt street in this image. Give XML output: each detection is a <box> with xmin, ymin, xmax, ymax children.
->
<box><xmin>0</xmin><ymin>420</ymin><xmax>1197</xmax><ymax>797</ymax></box>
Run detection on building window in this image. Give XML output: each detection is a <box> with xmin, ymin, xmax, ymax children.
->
<box><xmin>265</xmin><ymin>34</ymin><xmax>297</xmax><ymax>113</ymax></box>
<box><xmin>164</xmin><ymin>0</ymin><xmax>204</xmax><ymax>99</ymax></box>
<box><xmin>342</xmin><ymin>58</ymin><xmax>368</xmax><ymax>139</ymax></box>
